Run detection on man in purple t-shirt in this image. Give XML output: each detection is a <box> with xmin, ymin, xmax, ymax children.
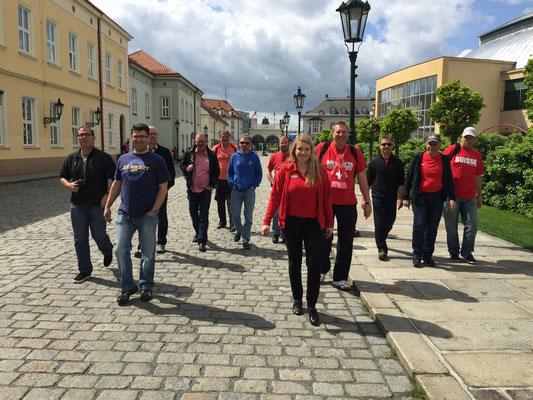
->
<box><xmin>104</xmin><ymin>123</ymin><xmax>170</xmax><ymax>305</ymax></box>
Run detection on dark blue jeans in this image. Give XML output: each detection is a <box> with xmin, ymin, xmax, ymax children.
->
<box><xmin>412</xmin><ymin>191</ymin><xmax>443</xmax><ymax>257</ymax></box>
<box><xmin>188</xmin><ymin>189</ymin><xmax>212</xmax><ymax>244</ymax></box>
<box><xmin>70</xmin><ymin>203</ymin><xmax>113</xmax><ymax>275</ymax></box>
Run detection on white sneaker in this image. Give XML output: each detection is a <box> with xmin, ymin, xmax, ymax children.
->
<box><xmin>320</xmin><ymin>273</ymin><xmax>326</xmax><ymax>283</ymax></box>
<box><xmin>332</xmin><ymin>280</ymin><xmax>351</xmax><ymax>291</ymax></box>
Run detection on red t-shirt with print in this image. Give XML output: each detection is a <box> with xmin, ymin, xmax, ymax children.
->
<box><xmin>316</xmin><ymin>142</ymin><xmax>367</xmax><ymax>205</ymax></box>
<box><xmin>443</xmin><ymin>145</ymin><xmax>484</xmax><ymax>199</ymax></box>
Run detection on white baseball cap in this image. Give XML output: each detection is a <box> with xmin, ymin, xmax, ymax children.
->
<box><xmin>462</xmin><ymin>127</ymin><xmax>477</xmax><ymax>137</ymax></box>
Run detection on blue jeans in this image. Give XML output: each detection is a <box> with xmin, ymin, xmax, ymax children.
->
<box><xmin>115</xmin><ymin>213</ymin><xmax>158</xmax><ymax>291</ymax></box>
<box><xmin>412</xmin><ymin>192</ymin><xmax>443</xmax><ymax>257</ymax></box>
<box><xmin>188</xmin><ymin>189</ymin><xmax>212</xmax><ymax>244</ymax></box>
<box><xmin>272</xmin><ymin>206</ymin><xmax>282</xmax><ymax>235</ymax></box>
<box><xmin>443</xmin><ymin>196</ymin><xmax>478</xmax><ymax>256</ymax></box>
<box><xmin>70</xmin><ymin>203</ymin><xmax>113</xmax><ymax>275</ymax></box>
<box><xmin>230</xmin><ymin>188</ymin><xmax>255</xmax><ymax>243</ymax></box>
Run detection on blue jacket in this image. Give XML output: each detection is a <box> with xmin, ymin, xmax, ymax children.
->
<box><xmin>227</xmin><ymin>149</ymin><xmax>262</xmax><ymax>192</ymax></box>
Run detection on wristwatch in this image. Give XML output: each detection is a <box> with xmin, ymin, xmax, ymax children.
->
<box><xmin>363</xmin><ymin>201</ymin><xmax>371</xmax><ymax>206</ymax></box>
<box><xmin>151</xmin><ymin>208</ymin><xmax>159</xmax><ymax>214</ymax></box>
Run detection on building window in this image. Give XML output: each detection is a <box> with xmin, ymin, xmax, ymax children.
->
<box><xmin>107</xmin><ymin>114</ymin><xmax>113</xmax><ymax>146</ymax></box>
<box><xmin>117</xmin><ymin>59</ymin><xmax>123</xmax><ymax>90</ymax></box>
<box><xmin>190</xmin><ymin>104</ymin><xmax>193</xmax><ymax>122</ymax></box>
<box><xmin>72</xmin><ymin>107</ymin><xmax>80</xmax><ymax>146</ymax></box>
<box><xmin>68</xmin><ymin>33</ymin><xmax>78</xmax><ymax>72</ymax></box>
<box><xmin>87</xmin><ymin>43</ymin><xmax>95</xmax><ymax>79</ymax></box>
<box><xmin>22</xmin><ymin>97</ymin><xmax>35</xmax><ymax>146</ymax></box>
<box><xmin>46</xmin><ymin>21</ymin><xmax>57</xmax><ymax>64</ymax></box>
<box><xmin>0</xmin><ymin>90</ymin><xmax>6</xmax><ymax>147</ymax></box>
<box><xmin>145</xmin><ymin>93</ymin><xmax>150</xmax><ymax>118</ymax></box>
<box><xmin>504</xmin><ymin>79</ymin><xmax>527</xmax><ymax>111</ymax></box>
<box><xmin>18</xmin><ymin>5</ymin><xmax>31</xmax><ymax>54</ymax></box>
<box><xmin>131</xmin><ymin>89</ymin><xmax>137</xmax><ymax>114</ymax></box>
<box><xmin>105</xmin><ymin>53</ymin><xmax>112</xmax><ymax>85</ymax></box>
<box><xmin>319</xmin><ymin>110</ymin><xmax>325</xmax><ymax>116</ymax></box>
<box><xmin>49</xmin><ymin>102</ymin><xmax>60</xmax><ymax>146</ymax></box>
<box><xmin>180</xmin><ymin>99</ymin><xmax>184</xmax><ymax>121</ymax></box>
<box><xmin>340</xmin><ymin>107</ymin><xmax>348</xmax><ymax>114</ymax></box>
<box><xmin>185</xmin><ymin>101</ymin><xmax>188</xmax><ymax>121</ymax></box>
<box><xmin>161</xmin><ymin>97</ymin><xmax>169</xmax><ymax>118</ymax></box>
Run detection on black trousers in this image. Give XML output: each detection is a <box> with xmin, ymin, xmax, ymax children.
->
<box><xmin>215</xmin><ymin>179</ymin><xmax>233</xmax><ymax>227</ymax></box>
<box><xmin>283</xmin><ymin>216</ymin><xmax>323</xmax><ymax>307</ymax></box>
<box><xmin>157</xmin><ymin>195</ymin><xmax>169</xmax><ymax>245</ymax></box>
<box><xmin>322</xmin><ymin>204</ymin><xmax>357</xmax><ymax>281</ymax></box>
<box><xmin>372</xmin><ymin>197</ymin><xmax>397</xmax><ymax>253</ymax></box>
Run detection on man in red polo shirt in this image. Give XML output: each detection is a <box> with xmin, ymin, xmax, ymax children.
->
<box><xmin>266</xmin><ymin>135</ymin><xmax>291</xmax><ymax>243</ymax></box>
<box><xmin>442</xmin><ymin>127</ymin><xmax>484</xmax><ymax>264</ymax></box>
<box><xmin>212</xmin><ymin>131</ymin><xmax>238</xmax><ymax>231</ymax></box>
<box><xmin>316</xmin><ymin>121</ymin><xmax>372</xmax><ymax>292</ymax></box>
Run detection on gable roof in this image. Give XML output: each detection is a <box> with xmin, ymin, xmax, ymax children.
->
<box><xmin>128</xmin><ymin>50</ymin><xmax>181</xmax><ymax>77</ymax></box>
<box><xmin>202</xmin><ymin>99</ymin><xmax>241</xmax><ymax>119</ymax></box>
<box><xmin>201</xmin><ymin>104</ymin><xmax>228</xmax><ymax>126</ymax></box>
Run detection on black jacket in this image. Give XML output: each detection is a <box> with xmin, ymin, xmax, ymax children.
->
<box><xmin>180</xmin><ymin>145</ymin><xmax>220</xmax><ymax>192</ymax></box>
<box><xmin>403</xmin><ymin>151</ymin><xmax>455</xmax><ymax>203</ymax></box>
<box><xmin>59</xmin><ymin>148</ymin><xmax>116</xmax><ymax>206</ymax></box>
<box><xmin>367</xmin><ymin>154</ymin><xmax>405</xmax><ymax>200</ymax></box>
<box><xmin>153</xmin><ymin>144</ymin><xmax>175</xmax><ymax>189</ymax></box>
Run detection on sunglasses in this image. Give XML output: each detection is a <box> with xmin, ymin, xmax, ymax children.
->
<box><xmin>380</xmin><ymin>143</ymin><xmax>393</xmax><ymax>147</ymax></box>
<box><xmin>240</xmin><ymin>141</ymin><xmax>250</xmax><ymax>145</ymax></box>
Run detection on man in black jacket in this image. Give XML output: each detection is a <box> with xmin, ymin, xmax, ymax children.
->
<box><xmin>366</xmin><ymin>135</ymin><xmax>404</xmax><ymax>261</ymax></box>
<box><xmin>147</xmin><ymin>126</ymin><xmax>175</xmax><ymax>254</ymax></box>
<box><xmin>180</xmin><ymin>133</ymin><xmax>220</xmax><ymax>252</ymax></box>
<box><xmin>59</xmin><ymin>126</ymin><xmax>116</xmax><ymax>283</ymax></box>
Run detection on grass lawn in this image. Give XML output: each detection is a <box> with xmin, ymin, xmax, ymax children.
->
<box><xmin>477</xmin><ymin>205</ymin><xmax>533</xmax><ymax>251</ymax></box>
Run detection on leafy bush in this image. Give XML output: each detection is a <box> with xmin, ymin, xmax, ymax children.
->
<box><xmin>314</xmin><ymin>129</ymin><xmax>332</xmax><ymax>144</ymax></box>
<box><xmin>483</xmin><ymin>133</ymin><xmax>533</xmax><ymax>218</ymax></box>
<box><xmin>474</xmin><ymin>132</ymin><xmax>507</xmax><ymax>160</ymax></box>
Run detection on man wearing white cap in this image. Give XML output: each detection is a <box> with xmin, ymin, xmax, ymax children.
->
<box><xmin>442</xmin><ymin>127</ymin><xmax>484</xmax><ymax>264</ymax></box>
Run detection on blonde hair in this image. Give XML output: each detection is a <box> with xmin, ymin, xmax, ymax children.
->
<box><xmin>287</xmin><ymin>135</ymin><xmax>322</xmax><ymax>187</ymax></box>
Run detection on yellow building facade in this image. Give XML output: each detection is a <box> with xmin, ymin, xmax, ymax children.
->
<box><xmin>0</xmin><ymin>0</ymin><xmax>131</xmax><ymax>176</ymax></box>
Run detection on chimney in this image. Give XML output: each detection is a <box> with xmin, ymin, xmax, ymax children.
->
<box><xmin>325</xmin><ymin>94</ymin><xmax>328</xmax><ymax>98</ymax></box>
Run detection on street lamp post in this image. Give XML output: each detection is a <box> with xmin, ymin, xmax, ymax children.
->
<box><xmin>337</xmin><ymin>0</ymin><xmax>370</xmax><ymax>145</ymax></box>
<box><xmin>293</xmin><ymin>87</ymin><xmax>305</xmax><ymax>135</ymax></box>
<box><xmin>175</xmin><ymin>119</ymin><xmax>180</xmax><ymax>160</ymax></box>
<box><xmin>283</xmin><ymin>111</ymin><xmax>290</xmax><ymax>136</ymax></box>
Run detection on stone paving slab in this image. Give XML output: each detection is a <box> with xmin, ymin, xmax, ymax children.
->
<box><xmin>0</xmin><ymin>160</ymin><xmax>416</xmax><ymax>400</ymax></box>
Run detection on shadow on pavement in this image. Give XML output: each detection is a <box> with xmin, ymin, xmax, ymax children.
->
<box><xmin>160</xmin><ymin>250</ymin><xmax>246</xmax><ymax>272</ymax></box>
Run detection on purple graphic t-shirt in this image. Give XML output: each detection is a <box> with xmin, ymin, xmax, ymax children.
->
<box><xmin>115</xmin><ymin>151</ymin><xmax>170</xmax><ymax>219</ymax></box>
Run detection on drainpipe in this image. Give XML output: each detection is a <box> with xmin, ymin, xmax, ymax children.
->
<box><xmin>97</xmin><ymin>16</ymin><xmax>105</xmax><ymax>150</ymax></box>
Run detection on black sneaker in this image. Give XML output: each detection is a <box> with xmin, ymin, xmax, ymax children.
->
<box><xmin>134</xmin><ymin>251</ymin><xmax>141</xmax><ymax>259</ymax></box>
<box><xmin>462</xmin><ymin>254</ymin><xmax>477</xmax><ymax>264</ymax></box>
<box><xmin>450</xmin><ymin>254</ymin><xmax>461</xmax><ymax>262</ymax></box>
<box><xmin>234</xmin><ymin>232</ymin><xmax>241</xmax><ymax>242</ymax></box>
<box><xmin>140</xmin><ymin>289</ymin><xmax>153</xmax><ymax>302</ymax></box>
<box><xmin>378</xmin><ymin>251</ymin><xmax>388</xmax><ymax>261</ymax></box>
<box><xmin>73</xmin><ymin>272</ymin><xmax>91</xmax><ymax>283</ymax></box>
<box><xmin>422</xmin><ymin>255</ymin><xmax>435</xmax><ymax>267</ymax></box>
<box><xmin>272</xmin><ymin>234</ymin><xmax>280</xmax><ymax>244</ymax></box>
<box><xmin>103</xmin><ymin>254</ymin><xmax>112</xmax><ymax>267</ymax></box>
<box><xmin>243</xmin><ymin>242</ymin><xmax>251</xmax><ymax>250</ymax></box>
<box><xmin>292</xmin><ymin>300</ymin><xmax>303</xmax><ymax>315</ymax></box>
<box><xmin>413</xmin><ymin>256</ymin><xmax>422</xmax><ymax>268</ymax></box>
<box><xmin>217</xmin><ymin>222</ymin><xmax>226</xmax><ymax>229</ymax></box>
<box><xmin>192</xmin><ymin>235</ymin><xmax>198</xmax><ymax>243</ymax></box>
<box><xmin>117</xmin><ymin>286</ymin><xmax>138</xmax><ymax>305</ymax></box>
<box><xmin>199</xmin><ymin>243</ymin><xmax>206</xmax><ymax>252</ymax></box>
<box><xmin>308</xmin><ymin>308</ymin><xmax>320</xmax><ymax>326</ymax></box>
<box><xmin>280</xmin><ymin>235</ymin><xmax>286</xmax><ymax>244</ymax></box>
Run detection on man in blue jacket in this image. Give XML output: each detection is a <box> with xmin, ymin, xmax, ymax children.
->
<box><xmin>227</xmin><ymin>135</ymin><xmax>262</xmax><ymax>249</ymax></box>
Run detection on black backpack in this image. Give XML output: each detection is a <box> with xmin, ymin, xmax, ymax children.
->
<box><xmin>448</xmin><ymin>143</ymin><xmax>461</xmax><ymax>161</ymax></box>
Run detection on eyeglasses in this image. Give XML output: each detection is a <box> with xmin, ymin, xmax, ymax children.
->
<box><xmin>132</xmin><ymin>135</ymin><xmax>148</xmax><ymax>139</ymax></box>
<box><xmin>380</xmin><ymin>143</ymin><xmax>392</xmax><ymax>147</ymax></box>
<box><xmin>77</xmin><ymin>133</ymin><xmax>93</xmax><ymax>138</ymax></box>
<box><xmin>240</xmin><ymin>141</ymin><xmax>250</xmax><ymax>145</ymax></box>
<box><xmin>149</xmin><ymin>132</ymin><xmax>158</xmax><ymax>136</ymax></box>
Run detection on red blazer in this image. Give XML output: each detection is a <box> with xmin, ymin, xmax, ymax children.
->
<box><xmin>263</xmin><ymin>162</ymin><xmax>333</xmax><ymax>230</ymax></box>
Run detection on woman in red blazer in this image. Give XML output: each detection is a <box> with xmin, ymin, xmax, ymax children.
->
<box><xmin>262</xmin><ymin>135</ymin><xmax>333</xmax><ymax>326</ymax></box>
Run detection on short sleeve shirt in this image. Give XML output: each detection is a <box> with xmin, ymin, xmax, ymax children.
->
<box><xmin>420</xmin><ymin>152</ymin><xmax>443</xmax><ymax>193</ymax></box>
<box><xmin>212</xmin><ymin>143</ymin><xmax>237</xmax><ymax>180</ymax></box>
<box><xmin>443</xmin><ymin>145</ymin><xmax>484</xmax><ymax>199</ymax></box>
<box><xmin>115</xmin><ymin>151</ymin><xmax>170</xmax><ymax>219</ymax></box>
<box><xmin>316</xmin><ymin>143</ymin><xmax>367</xmax><ymax>205</ymax></box>
<box><xmin>267</xmin><ymin>151</ymin><xmax>290</xmax><ymax>174</ymax></box>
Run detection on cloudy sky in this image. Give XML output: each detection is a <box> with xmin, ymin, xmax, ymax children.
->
<box><xmin>91</xmin><ymin>0</ymin><xmax>533</xmax><ymax>129</ymax></box>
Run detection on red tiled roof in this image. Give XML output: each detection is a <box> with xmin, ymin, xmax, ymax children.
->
<box><xmin>202</xmin><ymin>98</ymin><xmax>241</xmax><ymax>119</ymax></box>
<box><xmin>128</xmin><ymin>50</ymin><xmax>181</xmax><ymax>77</ymax></box>
<box><xmin>202</xmin><ymin>104</ymin><xmax>228</xmax><ymax>126</ymax></box>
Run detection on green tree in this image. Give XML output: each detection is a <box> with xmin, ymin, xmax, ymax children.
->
<box><xmin>380</xmin><ymin>109</ymin><xmax>419</xmax><ymax>157</ymax></box>
<box><xmin>313</xmin><ymin>129</ymin><xmax>332</xmax><ymax>144</ymax></box>
<box><xmin>523</xmin><ymin>57</ymin><xmax>533</xmax><ymax>124</ymax></box>
<box><xmin>356</xmin><ymin>117</ymin><xmax>381</xmax><ymax>160</ymax></box>
<box><xmin>428</xmin><ymin>79</ymin><xmax>485</xmax><ymax>143</ymax></box>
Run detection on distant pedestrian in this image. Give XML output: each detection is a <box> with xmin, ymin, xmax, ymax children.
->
<box><xmin>442</xmin><ymin>127</ymin><xmax>484</xmax><ymax>264</ymax></box>
<box><xmin>211</xmin><ymin>131</ymin><xmax>238</xmax><ymax>231</ymax></box>
<box><xmin>180</xmin><ymin>133</ymin><xmax>220</xmax><ymax>252</ymax></box>
<box><xmin>266</xmin><ymin>135</ymin><xmax>291</xmax><ymax>244</ymax></box>
<box><xmin>403</xmin><ymin>134</ymin><xmax>456</xmax><ymax>268</ymax></box>
<box><xmin>59</xmin><ymin>126</ymin><xmax>115</xmax><ymax>283</ymax></box>
<box><xmin>262</xmin><ymin>135</ymin><xmax>333</xmax><ymax>326</ymax></box>
<box><xmin>227</xmin><ymin>135</ymin><xmax>262</xmax><ymax>250</ymax></box>
<box><xmin>316</xmin><ymin>121</ymin><xmax>371</xmax><ymax>291</ymax></box>
<box><xmin>123</xmin><ymin>140</ymin><xmax>130</xmax><ymax>154</ymax></box>
<box><xmin>104</xmin><ymin>123</ymin><xmax>170</xmax><ymax>305</ymax></box>
<box><xmin>366</xmin><ymin>135</ymin><xmax>404</xmax><ymax>261</ymax></box>
<box><xmin>172</xmin><ymin>146</ymin><xmax>178</xmax><ymax>162</ymax></box>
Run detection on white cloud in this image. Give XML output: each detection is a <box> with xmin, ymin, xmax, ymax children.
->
<box><xmin>91</xmin><ymin>0</ymin><xmax>507</xmax><ymax>129</ymax></box>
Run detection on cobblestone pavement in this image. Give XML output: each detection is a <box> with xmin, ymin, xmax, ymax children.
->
<box><xmin>0</xmin><ymin>156</ymin><xmax>415</xmax><ymax>400</ymax></box>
